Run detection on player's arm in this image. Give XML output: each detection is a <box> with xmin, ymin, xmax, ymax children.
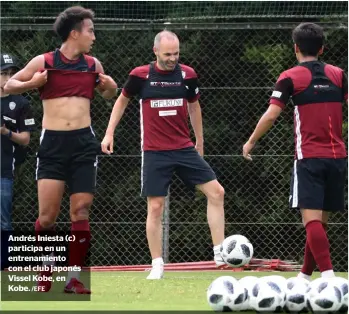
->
<box><xmin>186</xmin><ymin>71</ymin><xmax>203</xmax><ymax>155</ymax></box>
<box><xmin>101</xmin><ymin>71</ymin><xmax>143</xmax><ymax>154</ymax></box>
<box><xmin>1</xmin><ymin>126</ymin><xmax>30</xmax><ymax>146</ymax></box>
<box><xmin>1</xmin><ymin>99</ymin><xmax>35</xmax><ymax>146</ymax></box>
<box><xmin>3</xmin><ymin>55</ymin><xmax>47</xmax><ymax>95</ymax></box>
<box><xmin>188</xmin><ymin>100</ymin><xmax>204</xmax><ymax>156</ymax></box>
<box><xmin>243</xmin><ymin>73</ymin><xmax>293</xmax><ymax>161</ymax></box>
<box><xmin>244</xmin><ymin>104</ymin><xmax>283</xmax><ymax>149</ymax></box>
<box><xmin>101</xmin><ymin>94</ymin><xmax>130</xmax><ymax>154</ymax></box>
<box><xmin>94</xmin><ymin>58</ymin><xmax>117</xmax><ymax>99</ymax></box>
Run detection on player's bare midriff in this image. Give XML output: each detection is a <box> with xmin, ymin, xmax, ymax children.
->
<box><xmin>42</xmin><ymin>96</ymin><xmax>91</xmax><ymax>130</ymax></box>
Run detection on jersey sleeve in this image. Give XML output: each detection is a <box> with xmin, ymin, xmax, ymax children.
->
<box><xmin>181</xmin><ymin>65</ymin><xmax>200</xmax><ymax>103</ymax></box>
<box><xmin>121</xmin><ymin>67</ymin><xmax>146</xmax><ymax>98</ymax></box>
<box><xmin>185</xmin><ymin>74</ymin><xmax>200</xmax><ymax>103</ymax></box>
<box><xmin>17</xmin><ymin>98</ymin><xmax>35</xmax><ymax>132</ymax></box>
<box><xmin>342</xmin><ymin>72</ymin><xmax>348</xmax><ymax>101</ymax></box>
<box><xmin>269</xmin><ymin>72</ymin><xmax>294</xmax><ymax>109</ymax></box>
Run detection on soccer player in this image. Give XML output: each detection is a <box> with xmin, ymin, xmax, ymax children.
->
<box><xmin>101</xmin><ymin>30</ymin><xmax>226</xmax><ymax>279</ymax></box>
<box><xmin>1</xmin><ymin>53</ymin><xmax>35</xmax><ymax>270</ymax></box>
<box><xmin>4</xmin><ymin>6</ymin><xmax>117</xmax><ymax>293</ymax></box>
<box><xmin>243</xmin><ymin>23</ymin><xmax>347</xmax><ymax>279</ymax></box>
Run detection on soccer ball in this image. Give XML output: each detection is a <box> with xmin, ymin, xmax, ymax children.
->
<box><xmin>239</xmin><ymin>276</ymin><xmax>259</xmax><ymax>310</ymax></box>
<box><xmin>331</xmin><ymin>277</ymin><xmax>348</xmax><ymax>313</ymax></box>
<box><xmin>262</xmin><ymin>275</ymin><xmax>287</xmax><ymax>309</ymax></box>
<box><xmin>207</xmin><ymin>276</ymin><xmax>246</xmax><ymax>312</ymax></box>
<box><xmin>250</xmin><ymin>278</ymin><xmax>285</xmax><ymax>312</ymax></box>
<box><xmin>285</xmin><ymin>277</ymin><xmax>309</xmax><ymax>313</ymax></box>
<box><xmin>306</xmin><ymin>277</ymin><xmax>342</xmax><ymax>313</ymax></box>
<box><xmin>264</xmin><ymin>275</ymin><xmax>287</xmax><ymax>292</ymax></box>
<box><xmin>220</xmin><ymin>235</ymin><xmax>253</xmax><ymax>267</ymax></box>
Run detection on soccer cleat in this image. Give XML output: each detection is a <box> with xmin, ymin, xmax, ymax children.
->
<box><xmin>146</xmin><ymin>265</ymin><xmax>164</xmax><ymax>280</ymax></box>
<box><xmin>214</xmin><ymin>253</ymin><xmax>228</xmax><ymax>269</ymax></box>
<box><xmin>64</xmin><ymin>278</ymin><xmax>91</xmax><ymax>294</ymax></box>
<box><xmin>37</xmin><ymin>270</ymin><xmax>53</xmax><ymax>292</ymax></box>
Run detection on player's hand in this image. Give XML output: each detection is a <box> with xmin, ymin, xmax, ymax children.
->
<box><xmin>1</xmin><ymin>124</ymin><xmax>8</xmax><ymax>135</ymax></box>
<box><xmin>30</xmin><ymin>70</ymin><xmax>48</xmax><ymax>88</ymax></box>
<box><xmin>242</xmin><ymin>140</ymin><xmax>255</xmax><ymax>161</ymax></box>
<box><xmin>101</xmin><ymin>134</ymin><xmax>114</xmax><ymax>155</ymax></box>
<box><xmin>195</xmin><ymin>141</ymin><xmax>204</xmax><ymax>157</ymax></box>
<box><xmin>98</xmin><ymin>73</ymin><xmax>117</xmax><ymax>90</ymax></box>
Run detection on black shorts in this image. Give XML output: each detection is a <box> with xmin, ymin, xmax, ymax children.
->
<box><xmin>141</xmin><ymin>146</ymin><xmax>216</xmax><ymax>197</ymax></box>
<box><xmin>289</xmin><ymin>158</ymin><xmax>347</xmax><ymax>212</ymax></box>
<box><xmin>36</xmin><ymin>127</ymin><xmax>100</xmax><ymax>195</ymax></box>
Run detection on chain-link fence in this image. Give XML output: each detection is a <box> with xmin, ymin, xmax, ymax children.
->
<box><xmin>1</xmin><ymin>3</ymin><xmax>348</xmax><ymax>271</ymax></box>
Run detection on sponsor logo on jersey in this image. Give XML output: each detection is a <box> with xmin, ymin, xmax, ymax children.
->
<box><xmin>3</xmin><ymin>55</ymin><xmax>14</xmax><ymax>64</ymax></box>
<box><xmin>150</xmin><ymin>99</ymin><xmax>184</xmax><ymax>108</ymax></box>
<box><xmin>9</xmin><ymin>102</ymin><xmax>16</xmax><ymax>110</ymax></box>
<box><xmin>272</xmin><ymin>91</ymin><xmax>282</xmax><ymax>98</ymax></box>
<box><xmin>159</xmin><ymin>110</ymin><xmax>177</xmax><ymax>116</ymax></box>
<box><xmin>24</xmin><ymin>118</ymin><xmax>35</xmax><ymax>125</ymax></box>
<box><xmin>150</xmin><ymin>81</ymin><xmax>181</xmax><ymax>87</ymax></box>
<box><xmin>314</xmin><ymin>84</ymin><xmax>330</xmax><ymax>89</ymax></box>
<box><xmin>3</xmin><ymin>116</ymin><xmax>16</xmax><ymax>123</ymax></box>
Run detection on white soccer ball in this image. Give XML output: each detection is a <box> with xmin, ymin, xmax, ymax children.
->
<box><xmin>206</xmin><ymin>276</ymin><xmax>247</xmax><ymax>312</ymax></box>
<box><xmin>285</xmin><ymin>277</ymin><xmax>309</xmax><ymax>313</ymax></box>
<box><xmin>264</xmin><ymin>275</ymin><xmax>287</xmax><ymax>292</ymax></box>
<box><xmin>331</xmin><ymin>277</ymin><xmax>348</xmax><ymax>313</ymax></box>
<box><xmin>239</xmin><ymin>276</ymin><xmax>259</xmax><ymax>310</ymax></box>
<box><xmin>306</xmin><ymin>277</ymin><xmax>342</xmax><ymax>313</ymax></box>
<box><xmin>220</xmin><ymin>235</ymin><xmax>253</xmax><ymax>268</ymax></box>
<box><xmin>250</xmin><ymin>278</ymin><xmax>285</xmax><ymax>312</ymax></box>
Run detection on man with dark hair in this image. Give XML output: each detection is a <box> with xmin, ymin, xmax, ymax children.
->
<box><xmin>1</xmin><ymin>53</ymin><xmax>35</xmax><ymax>270</ymax></box>
<box><xmin>4</xmin><ymin>6</ymin><xmax>118</xmax><ymax>294</ymax></box>
<box><xmin>243</xmin><ymin>22</ymin><xmax>347</xmax><ymax>279</ymax></box>
<box><xmin>101</xmin><ymin>30</ymin><xmax>226</xmax><ymax>280</ymax></box>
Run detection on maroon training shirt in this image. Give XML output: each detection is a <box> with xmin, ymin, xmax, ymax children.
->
<box><xmin>122</xmin><ymin>62</ymin><xmax>200</xmax><ymax>151</ymax></box>
<box><xmin>270</xmin><ymin>61</ymin><xmax>347</xmax><ymax>160</ymax></box>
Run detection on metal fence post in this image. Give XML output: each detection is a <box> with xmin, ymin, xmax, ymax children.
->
<box><xmin>162</xmin><ymin>187</ymin><xmax>170</xmax><ymax>264</ymax></box>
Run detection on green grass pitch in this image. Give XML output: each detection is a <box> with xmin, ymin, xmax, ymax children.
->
<box><xmin>1</xmin><ymin>271</ymin><xmax>348</xmax><ymax>311</ymax></box>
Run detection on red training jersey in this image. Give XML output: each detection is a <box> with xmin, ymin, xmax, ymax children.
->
<box><xmin>270</xmin><ymin>61</ymin><xmax>347</xmax><ymax>160</ymax></box>
<box><xmin>122</xmin><ymin>62</ymin><xmax>200</xmax><ymax>151</ymax></box>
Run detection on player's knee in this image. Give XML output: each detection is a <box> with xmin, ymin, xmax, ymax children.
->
<box><xmin>148</xmin><ymin>200</ymin><xmax>164</xmax><ymax>219</ymax></box>
<box><xmin>207</xmin><ymin>183</ymin><xmax>225</xmax><ymax>203</ymax></box>
<box><xmin>71</xmin><ymin>200</ymin><xmax>92</xmax><ymax>220</ymax></box>
<box><xmin>301</xmin><ymin>209</ymin><xmax>323</xmax><ymax>227</ymax></box>
<box><xmin>38</xmin><ymin>213</ymin><xmax>56</xmax><ymax>228</ymax></box>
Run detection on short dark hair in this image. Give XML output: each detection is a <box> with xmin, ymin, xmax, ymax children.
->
<box><xmin>53</xmin><ymin>6</ymin><xmax>94</xmax><ymax>42</ymax></box>
<box><xmin>292</xmin><ymin>23</ymin><xmax>324</xmax><ymax>57</ymax></box>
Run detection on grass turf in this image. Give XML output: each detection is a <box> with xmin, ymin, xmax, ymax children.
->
<box><xmin>1</xmin><ymin>271</ymin><xmax>348</xmax><ymax>311</ymax></box>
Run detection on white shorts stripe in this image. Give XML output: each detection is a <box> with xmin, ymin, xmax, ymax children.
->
<box><xmin>90</xmin><ymin>126</ymin><xmax>96</xmax><ymax>137</ymax></box>
<box><xmin>140</xmin><ymin>151</ymin><xmax>144</xmax><ymax>196</ymax></box>
<box><xmin>292</xmin><ymin>160</ymin><xmax>299</xmax><ymax>208</ymax></box>
<box><xmin>294</xmin><ymin>106</ymin><xmax>303</xmax><ymax>160</ymax></box>
<box><xmin>35</xmin><ymin>129</ymin><xmax>46</xmax><ymax>180</ymax></box>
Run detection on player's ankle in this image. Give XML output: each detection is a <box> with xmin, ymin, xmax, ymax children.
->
<box><xmin>297</xmin><ymin>272</ymin><xmax>311</xmax><ymax>281</ymax></box>
<box><xmin>321</xmin><ymin>269</ymin><xmax>335</xmax><ymax>278</ymax></box>
<box><xmin>152</xmin><ymin>257</ymin><xmax>164</xmax><ymax>266</ymax></box>
<box><xmin>213</xmin><ymin>244</ymin><xmax>222</xmax><ymax>255</ymax></box>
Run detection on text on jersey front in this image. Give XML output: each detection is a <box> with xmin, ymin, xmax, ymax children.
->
<box><xmin>150</xmin><ymin>99</ymin><xmax>184</xmax><ymax>108</ymax></box>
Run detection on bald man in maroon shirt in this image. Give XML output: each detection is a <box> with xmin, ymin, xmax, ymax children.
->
<box><xmin>102</xmin><ymin>30</ymin><xmax>226</xmax><ymax>279</ymax></box>
<box><xmin>243</xmin><ymin>23</ymin><xmax>347</xmax><ymax>280</ymax></box>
